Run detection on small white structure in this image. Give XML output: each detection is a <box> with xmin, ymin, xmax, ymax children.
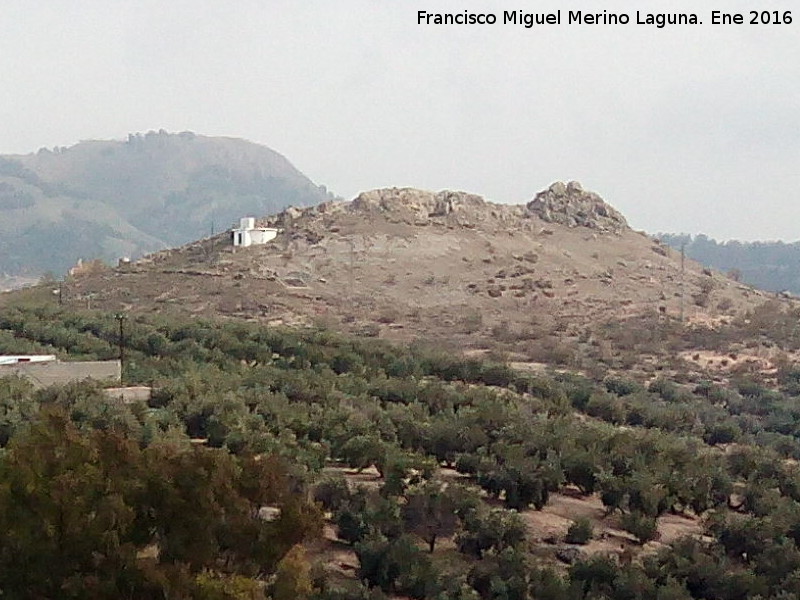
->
<box><xmin>232</xmin><ymin>217</ymin><xmax>279</xmax><ymax>247</ymax></box>
<box><xmin>0</xmin><ymin>355</ymin><xmax>56</xmax><ymax>366</ymax></box>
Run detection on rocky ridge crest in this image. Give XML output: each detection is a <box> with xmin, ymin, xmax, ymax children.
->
<box><xmin>243</xmin><ymin>183</ymin><xmax>630</xmax><ymax>244</ymax></box>
<box><xmin>527</xmin><ymin>181</ymin><xmax>629</xmax><ymax>234</ymax></box>
<box><xmin>348</xmin><ymin>187</ymin><xmax>522</xmax><ymax>222</ymax></box>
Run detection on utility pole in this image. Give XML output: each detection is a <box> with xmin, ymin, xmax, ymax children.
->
<box><xmin>348</xmin><ymin>239</ymin><xmax>355</xmax><ymax>301</ymax></box>
<box><xmin>53</xmin><ymin>282</ymin><xmax>63</xmax><ymax>305</ymax></box>
<box><xmin>679</xmin><ymin>242</ymin><xmax>686</xmax><ymax>324</ymax></box>
<box><xmin>115</xmin><ymin>313</ymin><xmax>127</xmax><ymax>386</ymax></box>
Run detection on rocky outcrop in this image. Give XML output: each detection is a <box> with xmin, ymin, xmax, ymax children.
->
<box><xmin>282</xmin><ymin>183</ymin><xmax>628</xmax><ymax>236</ymax></box>
<box><xmin>350</xmin><ymin>188</ymin><xmax>491</xmax><ymax>220</ymax></box>
<box><xmin>527</xmin><ymin>181</ymin><xmax>628</xmax><ymax>234</ymax></box>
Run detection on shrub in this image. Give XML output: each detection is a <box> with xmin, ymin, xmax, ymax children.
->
<box><xmin>314</xmin><ymin>475</ymin><xmax>351</xmax><ymax>512</ymax></box>
<box><xmin>562</xmin><ymin>452</ymin><xmax>598</xmax><ymax>495</ymax></box>
<box><xmin>355</xmin><ymin>535</ymin><xmax>438</xmax><ymax>597</ymax></box>
<box><xmin>565</xmin><ymin>517</ymin><xmax>593</xmax><ymax>545</ymax></box>
<box><xmin>455</xmin><ymin>453</ymin><xmax>481</xmax><ymax>475</ymax></box>
<box><xmin>564</xmin><ymin>380</ymin><xmax>593</xmax><ymax>411</ymax></box>
<box><xmin>586</xmin><ymin>392</ymin><xmax>627</xmax><ymax>424</ymax></box>
<box><xmin>648</xmin><ymin>378</ymin><xmax>683</xmax><ymax>402</ymax></box>
<box><xmin>272</xmin><ymin>545</ymin><xmax>314</xmax><ymax>600</ymax></box>
<box><xmin>457</xmin><ymin>508</ymin><xmax>527</xmax><ymax>558</ymax></box>
<box><xmin>620</xmin><ymin>511</ymin><xmax>658</xmax><ymax>544</ymax></box>
<box><xmin>704</xmin><ymin>421</ymin><xmax>742</xmax><ymax>445</ymax></box>
<box><xmin>604</xmin><ymin>376</ymin><xmax>643</xmax><ymax>397</ymax></box>
<box><xmin>569</xmin><ymin>556</ymin><xmax>621</xmax><ymax>596</ymax></box>
<box><xmin>459</xmin><ymin>311</ymin><xmax>483</xmax><ymax>334</ymax></box>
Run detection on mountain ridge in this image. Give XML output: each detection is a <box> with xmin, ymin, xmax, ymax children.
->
<box><xmin>0</xmin><ymin>131</ymin><xmax>333</xmax><ymax>276</ymax></box>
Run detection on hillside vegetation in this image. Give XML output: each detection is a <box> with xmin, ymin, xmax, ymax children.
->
<box><xmin>661</xmin><ymin>234</ymin><xmax>800</xmax><ymax>295</ymax></box>
<box><xmin>4</xmin><ymin>295</ymin><xmax>800</xmax><ymax>597</ymax></box>
<box><xmin>0</xmin><ymin>130</ymin><xmax>332</xmax><ymax>276</ymax></box>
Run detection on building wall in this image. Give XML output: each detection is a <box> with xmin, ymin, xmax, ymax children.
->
<box><xmin>1</xmin><ymin>360</ymin><xmax>121</xmax><ymax>389</ymax></box>
<box><xmin>250</xmin><ymin>229</ymin><xmax>278</xmax><ymax>244</ymax></box>
<box><xmin>232</xmin><ymin>227</ymin><xmax>278</xmax><ymax>247</ymax></box>
<box><xmin>233</xmin><ymin>229</ymin><xmax>251</xmax><ymax>246</ymax></box>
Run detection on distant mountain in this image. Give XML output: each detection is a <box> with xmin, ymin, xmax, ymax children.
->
<box><xmin>660</xmin><ymin>234</ymin><xmax>800</xmax><ymax>294</ymax></box>
<box><xmin>0</xmin><ymin>131</ymin><xmax>333</xmax><ymax>276</ymax></box>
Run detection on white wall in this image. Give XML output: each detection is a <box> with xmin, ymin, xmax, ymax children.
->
<box><xmin>232</xmin><ymin>227</ymin><xmax>278</xmax><ymax>247</ymax></box>
<box><xmin>250</xmin><ymin>229</ymin><xmax>278</xmax><ymax>244</ymax></box>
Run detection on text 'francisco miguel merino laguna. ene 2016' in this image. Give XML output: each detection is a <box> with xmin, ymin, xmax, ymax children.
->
<box><xmin>416</xmin><ymin>10</ymin><xmax>701</xmax><ymax>28</ymax></box>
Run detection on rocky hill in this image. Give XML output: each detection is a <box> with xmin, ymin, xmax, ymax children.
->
<box><xmin>0</xmin><ymin>131</ymin><xmax>332</xmax><ymax>277</ymax></box>
<box><xmin>45</xmin><ymin>181</ymin><xmax>784</xmax><ymax>378</ymax></box>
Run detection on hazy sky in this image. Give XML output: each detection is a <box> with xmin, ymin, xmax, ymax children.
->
<box><xmin>1</xmin><ymin>0</ymin><xmax>797</xmax><ymax>240</ymax></box>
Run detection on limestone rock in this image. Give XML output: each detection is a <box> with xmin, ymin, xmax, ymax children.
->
<box><xmin>523</xmin><ymin>251</ymin><xmax>539</xmax><ymax>264</ymax></box>
<box><xmin>567</xmin><ymin>180</ymin><xmax>583</xmax><ymax>194</ymax></box>
<box><xmin>549</xmin><ymin>181</ymin><xmax>567</xmax><ymax>196</ymax></box>
<box><xmin>351</xmin><ymin>188</ymin><xmax>487</xmax><ymax>220</ymax></box>
<box><xmin>527</xmin><ymin>181</ymin><xmax>628</xmax><ymax>234</ymax></box>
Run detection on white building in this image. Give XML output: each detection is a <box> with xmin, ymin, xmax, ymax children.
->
<box><xmin>232</xmin><ymin>217</ymin><xmax>279</xmax><ymax>247</ymax></box>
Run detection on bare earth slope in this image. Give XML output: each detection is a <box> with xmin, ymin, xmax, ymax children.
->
<box><xmin>58</xmin><ymin>182</ymin><xmax>773</xmax><ymax>365</ymax></box>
